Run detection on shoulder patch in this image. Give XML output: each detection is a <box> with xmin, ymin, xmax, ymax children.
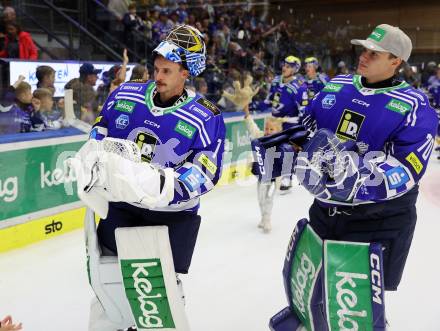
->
<box><xmin>196</xmin><ymin>98</ymin><xmax>220</xmax><ymax>116</ymax></box>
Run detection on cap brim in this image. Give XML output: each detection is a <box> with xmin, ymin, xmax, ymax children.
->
<box><xmin>93</xmin><ymin>69</ymin><xmax>102</xmax><ymax>74</ymax></box>
<box><xmin>350</xmin><ymin>39</ymin><xmax>387</xmax><ymax>53</ymax></box>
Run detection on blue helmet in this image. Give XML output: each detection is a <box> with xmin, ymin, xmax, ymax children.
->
<box><xmin>153</xmin><ymin>25</ymin><xmax>206</xmax><ymax>77</ymax></box>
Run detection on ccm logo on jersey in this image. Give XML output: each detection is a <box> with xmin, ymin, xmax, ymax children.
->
<box><xmin>385</xmin><ymin>166</ymin><xmax>410</xmax><ymax>189</ymax></box>
<box><xmin>336</xmin><ymin>109</ymin><xmax>365</xmax><ymax>141</ymax></box>
<box><xmin>352</xmin><ymin>99</ymin><xmax>370</xmax><ymax>107</ymax></box>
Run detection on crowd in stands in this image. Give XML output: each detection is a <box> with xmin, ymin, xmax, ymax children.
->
<box><xmin>0</xmin><ymin>1</ymin><xmax>439</xmax><ymax>137</ymax></box>
<box><xmin>0</xmin><ymin>6</ymin><xmax>38</xmax><ymax>60</ymax></box>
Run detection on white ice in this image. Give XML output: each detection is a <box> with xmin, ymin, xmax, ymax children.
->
<box><xmin>1</xmin><ymin>160</ymin><xmax>439</xmax><ymax>331</ymax></box>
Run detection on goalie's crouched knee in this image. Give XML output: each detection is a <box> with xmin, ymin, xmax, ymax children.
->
<box><xmin>272</xmin><ymin>218</ymin><xmax>387</xmax><ymax>331</ymax></box>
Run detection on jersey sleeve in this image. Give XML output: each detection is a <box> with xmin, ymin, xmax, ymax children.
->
<box><xmin>170</xmin><ymin>109</ymin><xmax>226</xmax><ymax>205</ymax></box>
<box><xmin>89</xmin><ymin>88</ymin><xmax>119</xmax><ymax>140</ymax></box>
<box><xmin>301</xmin><ymin>93</ymin><xmax>319</xmax><ymax>133</ymax></box>
<box><xmin>342</xmin><ymin>96</ymin><xmax>437</xmax><ymax>203</ymax></box>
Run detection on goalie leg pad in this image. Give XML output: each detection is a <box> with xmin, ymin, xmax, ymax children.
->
<box><xmin>86</xmin><ymin>209</ymin><xmax>190</xmax><ymax>331</ymax></box>
<box><xmin>323</xmin><ymin>240</ymin><xmax>386</xmax><ymax>331</ymax></box>
<box><xmin>279</xmin><ymin>219</ymin><xmax>386</xmax><ymax>331</ymax></box>
<box><xmin>269</xmin><ymin>307</ymin><xmax>303</xmax><ymax>331</ymax></box>
<box><xmin>115</xmin><ymin>226</ymin><xmax>190</xmax><ymax>331</ymax></box>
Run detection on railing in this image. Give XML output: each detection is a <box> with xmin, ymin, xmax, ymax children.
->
<box><xmin>40</xmin><ymin>0</ymin><xmax>122</xmax><ymax>61</ymax></box>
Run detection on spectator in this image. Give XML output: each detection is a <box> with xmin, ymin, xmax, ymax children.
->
<box><xmin>122</xmin><ymin>2</ymin><xmax>145</xmax><ymax>55</ymax></box>
<box><xmin>0</xmin><ymin>96</ymin><xmax>31</xmax><ymax>134</ymax></box>
<box><xmin>107</xmin><ymin>0</ymin><xmax>130</xmax><ymax>21</ymax></box>
<box><xmin>0</xmin><ymin>22</ymin><xmax>38</xmax><ymax>59</ymax></box>
<box><xmin>1</xmin><ymin>6</ymin><xmax>17</xmax><ymax>51</ymax></box>
<box><xmin>176</xmin><ymin>0</ymin><xmax>188</xmax><ymax>24</ymax></box>
<box><xmin>194</xmin><ymin>77</ymin><xmax>208</xmax><ymax>97</ymax></box>
<box><xmin>130</xmin><ymin>63</ymin><xmax>149</xmax><ymax>81</ymax></box>
<box><xmin>98</xmin><ymin>50</ymin><xmax>130</xmax><ymax>104</ymax></box>
<box><xmin>0</xmin><ymin>315</ymin><xmax>22</xmax><ymax>331</ymax></box>
<box><xmin>65</xmin><ymin>63</ymin><xmax>101</xmax><ymax>120</ymax></box>
<box><xmin>14</xmin><ymin>81</ymin><xmax>34</xmax><ymax>113</ymax></box>
<box><xmin>152</xmin><ymin>10</ymin><xmax>173</xmax><ymax>44</ymax></box>
<box><xmin>36</xmin><ymin>65</ymin><xmax>56</xmax><ymax>94</ymax></box>
<box><xmin>32</xmin><ymin>87</ymin><xmax>62</xmax><ymax>130</ymax></box>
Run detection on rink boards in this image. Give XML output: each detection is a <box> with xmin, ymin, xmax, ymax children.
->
<box><xmin>0</xmin><ymin>112</ymin><xmax>267</xmax><ymax>252</ymax></box>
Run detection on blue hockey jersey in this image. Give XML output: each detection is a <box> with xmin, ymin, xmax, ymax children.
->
<box><xmin>302</xmin><ymin>74</ymin><xmax>438</xmax><ymax>205</ymax></box>
<box><xmin>264</xmin><ymin>75</ymin><xmax>309</xmax><ymax>129</ymax></box>
<box><xmin>91</xmin><ymin>80</ymin><xmax>226</xmax><ymax>212</ymax></box>
<box><xmin>304</xmin><ymin>73</ymin><xmax>329</xmax><ymax>100</ymax></box>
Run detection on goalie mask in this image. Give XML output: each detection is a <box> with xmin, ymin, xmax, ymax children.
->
<box><xmin>153</xmin><ymin>25</ymin><xmax>206</xmax><ymax>77</ymax></box>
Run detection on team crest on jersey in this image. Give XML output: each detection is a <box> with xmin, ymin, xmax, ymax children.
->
<box><xmin>322</xmin><ymin>94</ymin><xmax>336</xmax><ymax>109</ymax></box>
<box><xmin>336</xmin><ymin>109</ymin><xmax>365</xmax><ymax>141</ymax></box>
<box><xmin>135</xmin><ymin>132</ymin><xmax>158</xmax><ymax>162</ymax></box>
<box><xmin>196</xmin><ymin>98</ymin><xmax>220</xmax><ymax>116</ymax></box>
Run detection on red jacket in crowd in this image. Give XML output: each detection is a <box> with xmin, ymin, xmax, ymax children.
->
<box><xmin>0</xmin><ymin>31</ymin><xmax>38</xmax><ymax>60</ymax></box>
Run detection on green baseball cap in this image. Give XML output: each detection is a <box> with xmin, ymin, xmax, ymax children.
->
<box><xmin>351</xmin><ymin>24</ymin><xmax>412</xmax><ymax>62</ymax></box>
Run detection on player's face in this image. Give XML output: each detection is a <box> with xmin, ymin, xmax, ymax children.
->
<box><xmin>282</xmin><ymin>63</ymin><xmax>295</xmax><ymax>78</ymax></box>
<box><xmin>154</xmin><ymin>56</ymin><xmax>188</xmax><ymax>97</ymax></box>
<box><xmin>357</xmin><ymin>48</ymin><xmax>400</xmax><ymax>82</ymax></box>
<box><xmin>305</xmin><ymin>63</ymin><xmax>316</xmax><ymax>76</ymax></box>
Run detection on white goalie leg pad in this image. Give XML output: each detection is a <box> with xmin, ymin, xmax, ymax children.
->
<box><xmin>115</xmin><ymin>226</ymin><xmax>190</xmax><ymax>331</ymax></box>
<box><xmin>85</xmin><ymin>208</ymin><xmax>134</xmax><ymax>331</ymax></box>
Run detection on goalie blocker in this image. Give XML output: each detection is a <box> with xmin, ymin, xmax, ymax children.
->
<box><xmin>85</xmin><ymin>209</ymin><xmax>190</xmax><ymax>331</ymax></box>
<box><xmin>270</xmin><ymin>219</ymin><xmax>386</xmax><ymax>331</ymax></box>
<box><xmin>250</xmin><ymin>124</ymin><xmax>309</xmax><ymax>182</ymax></box>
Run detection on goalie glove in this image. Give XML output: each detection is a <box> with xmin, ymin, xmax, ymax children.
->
<box><xmin>67</xmin><ymin>138</ymin><xmax>175</xmax><ymax>216</ymax></box>
<box><xmin>294</xmin><ymin>129</ymin><xmax>367</xmax><ymax>202</ymax></box>
<box><xmin>99</xmin><ymin>151</ymin><xmax>175</xmax><ymax>209</ymax></box>
<box><xmin>251</xmin><ymin>125</ymin><xmax>309</xmax><ymax>181</ymax></box>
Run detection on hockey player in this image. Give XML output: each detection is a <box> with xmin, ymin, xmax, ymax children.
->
<box><xmin>264</xmin><ymin>55</ymin><xmax>308</xmax><ymax>193</ymax></box>
<box><xmin>267</xmin><ymin>24</ymin><xmax>438</xmax><ymax>330</ymax></box>
<box><xmin>243</xmin><ymin>104</ymin><xmax>282</xmax><ymax>233</ymax></box>
<box><xmin>71</xmin><ymin>25</ymin><xmax>225</xmax><ymax>330</ymax></box>
<box><xmin>303</xmin><ymin>56</ymin><xmax>329</xmax><ymax>100</ymax></box>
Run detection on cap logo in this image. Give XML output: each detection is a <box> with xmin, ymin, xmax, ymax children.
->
<box><xmin>369</xmin><ymin>27</ymin><xmax>386</xmax><ymax>42</ymax></box>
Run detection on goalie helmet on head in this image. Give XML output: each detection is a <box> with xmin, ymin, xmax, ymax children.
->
<box><xmin>153</xmin><ymin>24</ymin><xmax>206</xmax><ymax>77</ymax></box>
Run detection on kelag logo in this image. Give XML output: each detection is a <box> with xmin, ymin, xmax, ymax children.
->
<box><xmin>0</xmin><ymin>176</ymin><xmax>18</xmax><ymax>202</ymax></box>
<box><xmin>45</xmin><ymin>220</ymin><xmax>63</xmax><ymax>235</ymax></box>
<box><xmin>174</xmin><ymin>120</ymin><xmax>196</xmax><ymax>139</ymax></box>
<box><xmin>121</xmin><ymin>259</ymin><xmax>176</xmax><ymax>329</ymax></box>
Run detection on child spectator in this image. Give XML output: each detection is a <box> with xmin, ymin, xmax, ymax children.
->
<box><xmin>14</xmin><ymin>81</ymin><xmax>33</xmax><ymax>113</ymax></box>
<box><xmin>36</xmin><ymin>65</ymin><xmax>56</xmax><ymax>94</ymax></box>
<box><xmin>243</xmin><ymin>103</ymin><xmax>283</xmax><ymax>233</ymax></box>
<box><xmin>32</xmin><ymin>88</ymin><xmax>62</xmax><ymax>130</ymax></box>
